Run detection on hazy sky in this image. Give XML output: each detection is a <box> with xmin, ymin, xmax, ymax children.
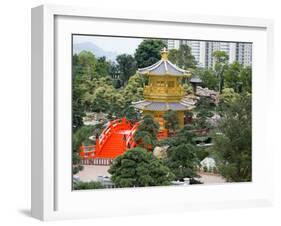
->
<box><xmin>73</xmin><ymin>35</ymin><xmax>143</xmax><ymax>55</ymax></box>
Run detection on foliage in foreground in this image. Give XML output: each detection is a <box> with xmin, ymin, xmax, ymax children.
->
<box><xmin>134</xmin><ymin>115</ymin><xmax>159</xmax><ymax>150</ymax></box>
<box><xmin>72</xmin><ymin>125</ymin><xmax>96</xmax><ymax>152</ymax></box>
<box><xmin>72</xmin><ymin>125</ymin><xmax>98</xmax><ymax>175</ymax></box>
<box><xmin>157</xmin><ymin>125</ymin><xmax>201</xmax><ymax>182</ymax></box>
<box><xmin>108</xmin><ymin>148</ymin><xmax>175</xmax><ymax>187</ymax></box>
<box><xmin>163</xmin><ymin>110</ymin><xmax>179</xmax><ymax>134</ymax></box>
<box><xmin>73</xmin><ymin>181</ymin><xmax>105</xmax><ymax>190</ymax></box>
<box><xmin>164</xmin><ymin>144</ymin><xmax>200</xmax><ymax>181</ymax></box>
<box><xmin>212</xmin><ymin>94</ymin><xmax>252</xmax><ymax>182</ymax></box>
<box><xmin>119</xmin><ymin>105</ymin><xmax>141</xmax><ymax>124</ymax></box>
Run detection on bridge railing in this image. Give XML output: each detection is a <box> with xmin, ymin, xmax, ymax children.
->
<box><xmin>79</xmin><ymin>145</ymin><xmax>95</xmax><ymax>159</ymax></box>
<box><xmin>95</xmin><ymin>118</ymin><xmax>132</xmax><ymax>155</ymax></box>
<box><xmin>80</xmin><ymin>118</ymin><xmax>132</xmax><ymax>159</ymax></box>
<box><xmin>126</xmin><ymin>121</ymin><xmax>139</xmax><ymax>149</ymax></box>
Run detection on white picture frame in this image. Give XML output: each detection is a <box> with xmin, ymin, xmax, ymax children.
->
<box><xmin>31</xmin><ymin>4</ymin><xmax>274</xmax><ymax>221</ymax></box>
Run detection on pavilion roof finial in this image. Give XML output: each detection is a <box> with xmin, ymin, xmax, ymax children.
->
<box><xmin>161</xmin><ymin>47</ymin><xmax>169</xmax><ymax>60</ymax></box>
<box><xmin>137</xmin><ymin>46</ymin><xmax>188</xmax><ymax>76</ymax></box>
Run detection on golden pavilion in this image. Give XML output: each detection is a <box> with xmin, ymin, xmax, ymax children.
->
<box><xmin>133</xmin><ymin>48</ymin><xmax>193</xmax><ymax>130</ymax></box>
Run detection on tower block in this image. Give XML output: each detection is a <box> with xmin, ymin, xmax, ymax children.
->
<box><xmin>133</xmin><ymin>48</ymin><xmax>193</xmax><ymax>131</ymax></box>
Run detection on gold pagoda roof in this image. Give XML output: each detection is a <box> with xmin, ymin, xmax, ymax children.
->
<box><xmin>137</xmin><ymin>48</ymin><xmax>189</xmax><ymax>76</ymax></box>
<box><xmin>133</xmin><ymin>100</ymin><xmax>194</xmax><ymax>111</ymax></box>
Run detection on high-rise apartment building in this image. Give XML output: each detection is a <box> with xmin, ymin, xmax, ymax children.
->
<box><xmin>164</xmin><ymin>39</ymin><xmax>252</xmax><ymax>68</ymax></box>
<box><xmin>235</xmin><ymin>43</ymin><xmax>252</xmax><ymax>66</ymax></box>
<box><xmin>165</xmin><ymin>40</ymin><xmax>180</xmax><ymax>50</ymax></box>
<box><xmin>179</xmin><ymin>40</ymin><xmax>201</xmax><ymax>64</ymax></box>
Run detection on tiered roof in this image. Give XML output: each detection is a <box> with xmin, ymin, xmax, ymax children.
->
<box><xmin>134</xmin><ymin>48</ymin><xmax>192</xmax><ymax>112</ymax></box>
<box><xmin>138</xmin><ymin>47</ymin><xmax>189</xmax><ymax>76</ymax></box>
<box><xmin>133</xmin><ymin>100</ymin><xmax>194</xmax><ymax>112</ymax></box>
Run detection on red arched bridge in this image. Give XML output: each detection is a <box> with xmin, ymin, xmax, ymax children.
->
<box><xmin>79</xmin><ymin>117</ymin><xmax>167</xmax><ymax>165</ymax></box>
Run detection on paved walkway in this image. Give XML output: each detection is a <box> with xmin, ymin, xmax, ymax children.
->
<box><xmin>77</xmin><ymin>165</ymin><xmax>110</xmax><ymax>182</ymax></box>
<box><xmin>197</xmin><ymin>172</ymin><xmax>226</xmax><ymax>184</ymax></box>
<box><xmin>77</xmin><ymin>165</ymin><xmax>227</xmax><ymax>184</ymax></box>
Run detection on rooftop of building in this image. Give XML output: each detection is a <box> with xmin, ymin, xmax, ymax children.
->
<box><xmin>132</xmin><ymin>86</ymin><xmax>219</xmax><ymax>112</ymax></box>
<box><xmin>190</xmin><ymin>75</ymin><xmax>203</xmax><ymax>84</ymax></box>
<box><xmin>133</xmin><ymin>100</ymin><xmax>195</xmax><ymax>112</ymax></box>
<box><xmin>137</xmin><ymin>48</ymin><xmax>190</xmax><ymax>77</ymax></box>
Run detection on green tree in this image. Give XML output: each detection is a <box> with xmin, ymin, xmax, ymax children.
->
<box><xmin>224</xmin><ymin>62</ymin><xmax>252</xmax><ymax>93</ymax></box>
<box><xmin>212</xmin><ymin>51</ymin><xmax>229</xmax><ymax>93</ymax></box>
<box><xmin>134</xmin><ymin>115</ymin><xmax>159</xmax><ymax>149</ymax></box>
<box><xmin>163</xmin><ymin>110</ymin><xmax>179</xmax><ymax>134</ymax></box>
<box><xmin>160</xmin><ymin>124</ymin><xmax>197</xmax><ymax>147</ymax></box>
<box><xmin>72</xmin><ymin>53</ymin><xmax>92</xmax><ymax>113</ymax></box>
<box><xmin>72</xmin><ymin>153</ymin><xmax>84</xmax><ymax>175</ymax></box>
<box><xmin>168</xmin><ymin>44</ymin><xmax>197</xmax><ymax>69</ymax></box>
<box><xmin>116</xmin><ymin>54</ymin><xmax>137</xmax><ymax>86</ymax></box>
<box><xmin>198</xmin><ymin>68</ymin><xmax>219</xmax><ymax>91</ymax></box>
<box><xmin>75</xmin><ymin>51</ymin><xmax>98</xmax><ymax>79</ymax></box>
<box><xmin>224</xmin><ymin>61</ymin><xmax>243</xmax><ymax>92</ymax></box>
<box><xmin>119</xmin><ymin>105</ymin><xmax>141</xmax><ymax>124</ymax></box>
<box><xmin>213</xmin><ymin>94</ymin><xmax>251</xmax><ymax>182</ymax></box>
<box><xmin>109</xmin><ymin>91</ymin><xmax>126</xmax><ymax>117</ymax></box>
<box><xmin>109</xmin><ymin>62</ymin><xmax>120</xmax><ymax>79</ymax></box>
<box><xmin>220</xmin><ymin>88</ymin><xmax>240</xmax><ymax>106</ymax></box>
<box><xmin>165</xmin><ymin>143</ymin><xmax>199</xmax><ymax>181</ymax></box>
<box><xmin>95</xmin><ymin>56</ymin><xmax>111</xmax><ymax>77</ymax></box>
<box><xmin>134</xmin><ymin>39</ymin><xmax>166</xmax><ymax>68</ymax></box>
<box><xmin>90</xmin><ymin>84</ymin><xmax>125</xmax><ymax>116</ymax></box>
<box><xmin>90</xmin><ymin>86</ymin><xmax>113</xmax><ymax>112</ymax></box>
<box><xmin>194</xmin><ymin>97</ymin><xmax>215</xmax><ymax>129</ymax></box>
<box><xmin>109</xmin><ymin>62</ymin><xmax>122</xmax><ymax>88</ymax></box>
<box><xmin>108</xmin><ymin>148</ymin><xmax>175</xmax><ymax>187</ymax></box>
<box><xmin>72</xmin><ymin>125</ymin><xmax>96</xmax><ymax>175</ymax></box>
<box><xmin>73</xmin><ymin>181</ymin><xmax>105</xmax><ymax>190</ymax></box>
<box><xmin>72</xmin><ymin>80</ymin><xmax>85</xmax><ymax>131</ymax></box>
<box><xmin>122</xmin><ymin>73</ymin><xmax>145</xmax><ymax>104</ymax></box>
<box><xmin>182</xmin><ymin>83</ymin><xmax>193</xmax><ymax>94</ymax></box>
<box><xmin>213</xmin><ymin>51</ymin><xmax>229</xmax><ymax>64</ymax></box>
<box><xmin>73</xmin><ymin>125</ymin><xmax>95</xmax><ymax>152</ymax></box>
<box><xmin>168</xmin><ymin>49</ymin><xmax>178</xmax><ymax>64</ymax></box>
<box><xmin>72</xmin><ymin>54</ymin><xmax>82</xmax><ymax>78</ymax></box>
<box><xmin>240</xmin><ymin>66</ymin><xmax>252</xmax><ymax>93</ymax></box>
<box><xmin>72</xmin><ymin>51</ymin><xmax>114</xmax><ymax>113</ymax></box>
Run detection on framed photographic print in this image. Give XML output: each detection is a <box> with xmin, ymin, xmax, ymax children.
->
<box><xmin>31</xmin><ymin>4</ymin><xmax>274</xmax><ymax>221</ymax></box>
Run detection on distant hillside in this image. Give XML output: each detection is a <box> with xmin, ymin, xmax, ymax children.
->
<box><xmin>73</xmin><ymin>42</ymin><xmax>119</xmax><ymax>61</ymax></box>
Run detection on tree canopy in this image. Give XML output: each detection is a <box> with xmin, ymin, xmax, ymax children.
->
<box><xmin>211</xmin><ymin>50</ymin><xmax>229</xmax><ymax>93</ymax></box>
<box><xmin>134</xmin><ymin>39</ymin><xmax>166</xmax><ymax>68</ymax></box>
<box><xmin>212</xmin><ymin>94</ymin><xmax>252</xmax><ymax>182</ymax></box>
<box><xmin>198</xmin><ymin>68</ymin><xmax>219</xmax><ymax>91</ymax></box>
<box><xmin>134</xmin><ymin>115</ymin><xmax>159</xmax><ymax>150</ymax></box>
<box><xmin>119</xmin><ymin>105</ymin><xmax>141</xmax><ymax>124</ymax></box>
<box><xmin>212</xmin><ymin>50</ymin><xmax>229</xmax><ymax>64</ymax></box>
<box><xmin>108</xmin><ymin>148</ymin><xmax>175</xmax><ymax>187</ymax></box>
<box><xmin>122</xmin><ymin>73</ymin><xmax>145</xmax><ymax>105</ymax></box>
<box><xmin>224</xmin><ymin>61</ymin><xmax>252</xmax><ymax>93</ymax></box>
<box><xmin>163</xmin><ymin>110</ymin><xmax>179</xmax><ymax>134</ymax></box>
<box><xmin>72</xmin><ymin>125</ymin><xmax>96</xmax><ymax>152</ymax></box>
<box><xmin>168</xmin><ymin>44</ymin><xmax>197</xmax><ymax>69</ymax></box>
<box><xmin>116</xmin><ymin>54</ymin><xmax>137</xmax><ymax>86</ymax></box>
<box><xmin>194</xmin><ymin>97</ymin><xmax>215</xmax><ymax>129</ymax></box>
<box><xmin>164</xmin><ymin>143</ymin><xmax>199</xmax><ymax>181</ymax></box>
